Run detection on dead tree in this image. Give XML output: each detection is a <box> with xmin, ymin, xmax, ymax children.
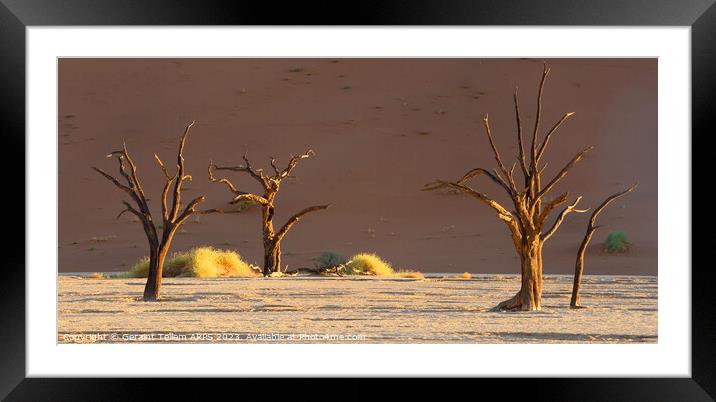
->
<box><xmin>93</xmin><ymin>121</ymin><xmax>205</xmax><ymax>301</ymax></box>
<box><xmin>208</xmin><ymin>149</ymin><xmax>328</xmax><ymax>276</ymax></box>
<box><xmin>571</xmin><ymin>184</ymin><xmax>636</xmax><ymax>308</ymax></box>
<box><xmin>425</xmin><ymin>65</ymin><xmax>593</xmax><ymax>311</ymax></box>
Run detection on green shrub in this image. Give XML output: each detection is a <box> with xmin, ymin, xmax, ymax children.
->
<box><xmin>603</xmin><ymin>231</ymin><xmax>631</xmax><ymax>253</ymax></box>
<box><xmin>314</xmin><ymin>251</ymin><xmax>348</xmax><ymax>269</ymax></box>
<box><xmin>129</xmin><ymin>247</ymin><xmax>258</xmax><ymax>278</ymax></box>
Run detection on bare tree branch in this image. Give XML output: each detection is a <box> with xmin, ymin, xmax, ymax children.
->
<box><xmin>168</xmin><ymin>120</ymin><xmax>195</xmax><ymax>221</ymax></box>
<box><xmin>155</xmin><ymin>152</ymin><xmax>181</xmax><ymax>222</ymax></box>
<box><xmin>92</xmin><ymin>167</ymin><xmax>132</xmax><ymax>193</ymax></box>
<box><xmin>275</xmin><ymin>204</ymin><xmax>329</xmax><ymax>241</ymax></box>
<box><xmin>538</xmin><ymin>191</ymin><xmax>569</xmax><ymax>225</ymax></box>
<box><xmin>208</xmin><ymin>160</ymin><xmax>241</xmax><ymax>195</ymax></box>
<box><xmin>513</xmin><ymin>86</ymin><xmax>530</xmax><ymax>184</ymax></box>
<box><xmin>154</xmin><ymin>153</ymin><xmax>176</xmax><ymax>181</ymax></box>
<box><xmin>537</xmin><ymin>146</ymin><xmax>593</xmax><ymax>198</ymax></box>
<box><xmin>457</xmin><ymin>167</ymin><xmax>513</xmax><ymax>198</ymax></box>
<box><xmin>198</xmin><ymin>208</ymin><xmax>248</xmax><ymax>215</ymax></box>
<box><xmin>483</xmin><ymin>115</ymin><xmax>517</xmax><ymax>194</ymax></box>
<box><xmin>269</xmin><ymin>157</ymin><xmax>281</xmax><ymax>176</ymax></box>
<box><xmin>230</xmin><ymin>192</ymin><xmax>270</xmax><ymax>206</ymax></box>
<box><xmin>530</xmin><ymin>64</ymin><xmax>550</xmax><ymax>168</ymax></box>
<box><xmin>542</xmin><ymin>196</ymin><xmax>588</xmax><ymax>241</ymax></box>
<box><xmin>176</xmin><ymin>196</ymin><xmax>206</xmax><ymax>224</ymax></box>
<box><xmin>98</xmin><ymin>153</ymin><xmax>147</xmax><ymax>215</ymax></box>
<box><xmin>121</xmin><ymin>142</ymin><xmax>151</xmax><ymax>214</ymax></box>
<box><xmin>536</xmin><ymin>112</ymin><xmax>575</xmax><ymax>162</ymax></box>
<box><xmin>116</xmin><ymin>200</ymin><xmax>144</xmax><ymax>221</ymax></box>
<box><xmin>213</xmin><ymin>152</ymin><xmax>270</xmax><ymax>188</ymax></box>
<box><xmin>95</xmin><ymin>151</ymin><xmax>161</xmax><ymax>246</ymax></box>
<box><xmin>108</xmin><ymin>151</ymin><xmax>134</xmax><ymax>188</ymax></box>
<box><xmin>242</xmin><ymin>152</ymin><xmax>269</xmax><ymax>184</ymax></box>
<box><xmin>160</xmin><ymin>176</ymin><xmax>174</xmax><ymax>221</ymax></box>
<box><xmin>424</xmin><ymin>180</ymin><xmax>521</xmax><ymax>238</ymax></box>
<box><xmin>588</xmin><ymin>183</ymin><xmax>638</xmax><ymax>228</ymax></box>
<box><xmin>279</xmin><ymin>149</ymin><xmax>314</xmax><ymax>179</ymax></box>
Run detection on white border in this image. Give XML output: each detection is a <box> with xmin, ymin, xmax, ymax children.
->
<box><xmin>27</xmin><ymin>27</ymin><xmax>690</xmax><ymax>377</ymax></box>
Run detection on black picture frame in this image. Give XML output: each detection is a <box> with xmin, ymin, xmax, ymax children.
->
<box><xmin>1</xmin><ymin>0</ymin><xmax>710</xmax><ymax>400</ymax></box>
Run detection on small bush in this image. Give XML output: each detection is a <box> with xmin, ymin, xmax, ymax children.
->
<box><xmin>344</xmin><ymin>253</ymin><xmax>394</xmax><ymax>276</ymax></box>
<box><xmin>314</xmin><ymin>251</ymin><xmax>349</xmax><ymax>269</ymax></box>
<box><xmin>88</xmin><ymin>272</ymin><xmax>106</xmax><ymax>279</ymax></box>
<box><xmin>344</xmin><ymin>253</ymin><xmax>422</xmax><ymax>278</ymax></box>
<box><xmin>129</xmin><ymin>247</ymin><xmax>258</xmax><ymax>278</ymax></box>
<box><xmin>603</xmin><ymin>231</ymin><xmax>631</xmax><ymax>254</ymax></box>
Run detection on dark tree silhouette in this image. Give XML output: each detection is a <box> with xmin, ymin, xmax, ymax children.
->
<box><xmin>208</xmin><ymin>149</ymin><xmax>328</xmax><ymax>276</ymax></box>
<box><xmin>93</xmin><ymin>121</ymin><xmax>205</xmax><ymax>301</ymax></box>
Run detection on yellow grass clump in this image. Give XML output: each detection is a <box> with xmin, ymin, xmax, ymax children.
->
<box><xmin>130</xmin><ymin>247</ymin><xmax>258</xmax><ymax>278</ymax></box>
<box><xmin>344</xmin><ymin>253</ymin><xmax>423</xmax><ymax>278</ymax></box>
<box><xmin>441</xmin><ymin>272</ymin><xmax>472</xmax><ymax>280</ymax></box>
<box><xmin>394</xmin><ymin>270</ymin><xmax>425</xmax><ymax>279</ymax></box>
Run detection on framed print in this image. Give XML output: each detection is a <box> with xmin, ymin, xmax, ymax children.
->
<box><xmin>1</xmin><ymin>0</ymin><xmax>711</xmax><ymax>400</ymax></box>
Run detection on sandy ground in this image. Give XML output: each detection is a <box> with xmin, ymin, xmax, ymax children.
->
<box><xmin>59</xmin><ymin>58</ymin><xmax>657</xmax><ymax>275</ymax></box>
<box><xmin>58</xmin><ymin>274</ymin><xmax>657</xmax><ymax>344</ymax></box>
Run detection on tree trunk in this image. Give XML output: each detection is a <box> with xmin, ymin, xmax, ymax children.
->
<box><xmin>570</xmin><ymin>185</ymin><xmax>636</xmax><ymax>308</ymax></box>
<box><xmin>519</xmin><ymin>241</ymin><xmax>543</xmax><ymax>310</ymax></box>
<box><xmin>571</xmin><ymin>229</ymin><xmax>595</xmax><ymax>308</ymax></box>
<box><xmin>274</xmin><ymin>242</ymin><xmax>281</xmax><ymax>273</ymax></box>
<box><xmin>143</xmin><ymin>245</ymin><xmax>168</xmax><ymax>301</ymax></box>
<box><xmin>494</xmin><ymin>240</ymin><xmax>543</xmax><ymax>311</ymax></box>
<box><xmin>261</xmin><ymin>204</ymin><xmax>277</xmax><ymax>276</ymax></box>
<box><xmin>263</xmin><ymin>240</ymin><xmax>280</xmax><ymax>276</ymax></box>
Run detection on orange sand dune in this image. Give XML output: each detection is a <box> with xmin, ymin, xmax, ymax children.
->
<box><xmin>58</xmin><ymin>58</ymin><xmax>657</xmax><ymax>275</ymax></box>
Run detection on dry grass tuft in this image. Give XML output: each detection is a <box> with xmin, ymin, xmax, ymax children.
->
<box><xmin>130</xmin><ymin>247</ymin><xmax>258</xmax><ymax>278</ymax></box>
<box><xmin>344</xmin><ymin>253</ymin><xmax>422</xmax><ymax>278</ymax></box>
<box><xmin>344</xmin><ymin>253</ymin><xmax>394</xmax><ymax>276</ymax></box>
<box><xmin>394</xmin><ymin>270</ymin><xmax>425</xmax><ymax>279</ymax></box>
